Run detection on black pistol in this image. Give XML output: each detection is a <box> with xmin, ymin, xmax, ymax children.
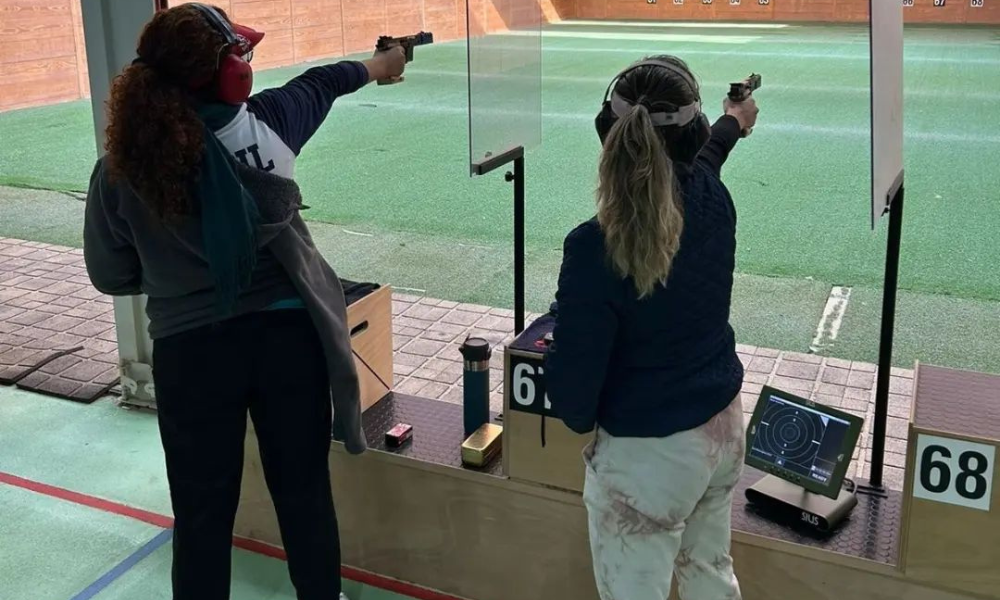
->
<box><xmin>374</xmin><ymin>32</ymin><xmax>434</xmax><ymax>85</ymax></box>
<box><xmin>728</xmin><ymin>73</ymin><xmax>761</xmax><ymax>138</ymax></box>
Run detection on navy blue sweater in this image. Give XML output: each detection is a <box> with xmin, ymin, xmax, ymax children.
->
<box><xmin>544</xmin><ymin>116</ymin><xmax>745</xmax><ymax>437</ymax></box>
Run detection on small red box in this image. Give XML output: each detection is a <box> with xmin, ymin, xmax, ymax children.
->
<box><xmin>385</xmin><ymin>423</ymin><xmax>413</xmax><ymax>447</ymax></box>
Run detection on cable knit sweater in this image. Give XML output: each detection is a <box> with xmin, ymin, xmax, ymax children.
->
<box><xmin>545</xmin><ymin>115</ymin><xmax>745</xmax><ymax>437</ymax></box>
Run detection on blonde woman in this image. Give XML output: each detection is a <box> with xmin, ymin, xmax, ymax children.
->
<box><xmin>545</xmin><ymin>56</ymin><xmax>759</xmax><ymax>600</ymax></box>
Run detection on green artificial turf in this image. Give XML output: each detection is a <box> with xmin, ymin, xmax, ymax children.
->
<box><xmin>1</xmin><ymin>22</ymin><xmax>997</xmax><ymax>302</ymax></box>
<box><xmin>0</xmin><ymin>185</ymin><xmax>86</xmax><ymax>248</ymax></box>
<box><xmin>828</xmin><ymin>286</ymin><xmax>1000</xmax><ymax>373</ymax></box>
<box><xmin>1</xmin><ymin>21</ymin><xmax>999</xmax><ymax>371</ymax></box>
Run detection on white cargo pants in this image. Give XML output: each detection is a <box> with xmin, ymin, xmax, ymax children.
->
<box><xmin>582</xmin><ymin>397</ymin><xmax>745</xmax><ymax>600</ymax></box>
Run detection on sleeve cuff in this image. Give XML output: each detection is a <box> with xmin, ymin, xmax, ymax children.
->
<box><xmin>347</xmin><ymin>60</ymin><xmax>370</xmax><ymax>85</ymax></box>
<box><xmin>714</xmin><ymin>115</ymin><xmax>742</xmax><ymax>142</ymax></box>
<box><xmin>331</xmin><ymin>61</ymin><xmax>370</xmax><ymax>94</ymax></box>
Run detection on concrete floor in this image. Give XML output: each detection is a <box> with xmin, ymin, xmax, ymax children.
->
<box><xmin>0</xmin><ymin>385</ymin><xmax>423</xmax><ymax>600</ymax></box>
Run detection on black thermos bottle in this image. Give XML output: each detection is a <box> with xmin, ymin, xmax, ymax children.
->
<box><xmin>460</xmin><ymin>337</ymin><xmax>492</xmax><ymax>437</ymax></box>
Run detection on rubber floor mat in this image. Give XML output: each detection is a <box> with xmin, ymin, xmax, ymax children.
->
<box><xmin>17</xmin><ymin>370</ymin><xmax>118</xmax><ymax>404</ymax></box>
<box><xmin>0</xmin><ymin>347</ymin><xmax>80</xmax><ymax>385</ymax></box>
<box><xmin>1</xmin><ymin>238</ymin><xmax>120</xmax><ymax>402</ymax></box>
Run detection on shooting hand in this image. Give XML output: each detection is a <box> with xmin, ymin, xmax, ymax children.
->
<box><xmin>724</xmin><ymin>95</ymin><xmax>759</xmax><ymax>134</ymax></box>
<box><xmin>365</xmin><ymin>46</ymin><xmax>407</xmax><ymax>84</ymax></box>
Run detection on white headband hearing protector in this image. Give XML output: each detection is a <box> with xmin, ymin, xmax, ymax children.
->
<box><xmin>603</xmin><ymin>59</ymin><xmax>703</xmax><ymax>127</ymax></box>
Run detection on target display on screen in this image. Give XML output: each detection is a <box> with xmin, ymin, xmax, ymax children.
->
<box><xmin>746</xmin><ymin>387</ymin><xmax>864</xmax><ymax>498</ymax></box>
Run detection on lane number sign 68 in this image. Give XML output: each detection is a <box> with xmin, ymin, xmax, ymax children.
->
<box><xmin>971</xmin><ymin>0</ymin><xmax>984</xmax><ymax>7</ymax></box>
<box><xmin>913</xmin><ymin>434</ymin><xmax>995</xmax><ymax>511</ymax></box>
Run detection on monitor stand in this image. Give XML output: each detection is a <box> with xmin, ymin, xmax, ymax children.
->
<box><xmin>746</xmin><ymin>475</ymin><xmax>858</xmax><ymax>534</ymax></box>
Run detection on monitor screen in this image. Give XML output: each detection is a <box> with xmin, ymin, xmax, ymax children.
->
<box><xmin>746</xmin><ymin>387</ymin><xmax>864</xmax><ymax>499</ymax></box>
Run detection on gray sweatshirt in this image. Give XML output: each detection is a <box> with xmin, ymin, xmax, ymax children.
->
<box><xmin>83</xmin><ymin>158</ymin><xmax>367</xmax><ymax>454</ymax></box>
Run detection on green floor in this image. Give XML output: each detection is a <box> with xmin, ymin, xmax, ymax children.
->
<box><xmin>1</xmin><ymin>21</ymin><xmax>999</xmax><ymax>373</ymax></box>
<box><xmin>0</xmin><ymin>387</ymin><xmax>419</xmax><ymax>600</ymax></box>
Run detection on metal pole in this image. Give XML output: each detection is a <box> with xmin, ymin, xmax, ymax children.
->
<box><xmin>869</xmin><ymin>185</ymin><xmax>905</xmax><ymax>489</ymax></box>
<box><xmin>473</xmin><ymin>146</ymin><xmax>526</xmax><ymax>335</ymax></box>
<box><xmin>82</xmin><ymin>0</ymin><xmax>158</xmax><ymax>408</ymax></box>
<box><xmin>513</xmin><ymin>156</ymin><xmax>525</xmax><ymax>335</ymax></box>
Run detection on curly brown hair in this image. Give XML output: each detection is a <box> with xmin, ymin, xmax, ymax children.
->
<box><xmin>104</xmin><ymin>4</ymin><xmax>229</xmax><ymax>220</ymax></box>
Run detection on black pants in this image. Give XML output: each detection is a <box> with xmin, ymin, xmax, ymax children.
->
<box><xmin>154</xmin><ymin>309</ymin><xmax>341</xmax><ymax>600</ymax></box>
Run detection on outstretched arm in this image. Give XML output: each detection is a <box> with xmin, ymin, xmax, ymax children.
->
<box><xmin>246</xmin><ymin>48</ymin><xmax>406</xmax><ymax>155</ymax></box>
<box><xmin>697</xmin><ymin>95</ymin><xmax>759</xmax><ymax>176</ymax></box>
<box><xmin>696</xmin><ymin>115</ymin><xmax>742</xmax><ymax>176</ymax></box>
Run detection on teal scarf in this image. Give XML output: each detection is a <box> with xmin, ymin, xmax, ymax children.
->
<box><xmin>195</xmin><ymin>104</ymin><xmax>261</xmax><ymax>315</ymax></box>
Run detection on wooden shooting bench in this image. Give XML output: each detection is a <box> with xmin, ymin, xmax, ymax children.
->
<box><xmin>235</xmin><ymin>308</ymin><xmax>1000</xmax><ymax>600</ymax></box>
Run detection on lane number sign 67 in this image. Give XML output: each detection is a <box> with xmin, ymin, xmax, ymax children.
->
<box><xmin>507</xmin><ymin>354</ymin><xmax>557</xmax><ymax>418</ymax></box>
<box><xmin>913</xmin><ymin>434</ymin><xmax>995</xmax><ymax>511</ymax></box>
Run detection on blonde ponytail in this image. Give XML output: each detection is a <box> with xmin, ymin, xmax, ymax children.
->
<box><xmin>597</xmin><ymin>104</ymin><xmax>684</xmax><ymax>298</ymax></box>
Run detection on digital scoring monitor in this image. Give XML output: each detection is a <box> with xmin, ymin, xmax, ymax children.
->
<box><xmin>746</xmin><ymin>387</ymin><xmax>864</xmax><ymax>499</ymax></box>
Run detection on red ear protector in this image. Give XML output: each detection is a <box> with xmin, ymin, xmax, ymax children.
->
<box><xmin>594</xmin><ymin>59</ymin><xmax>711</xmax><ymax>165</ymax></box>
<box><xmin>189</xmin><ymin>3</ymin><xmax>255</xmax><ymax>105</ymax></box>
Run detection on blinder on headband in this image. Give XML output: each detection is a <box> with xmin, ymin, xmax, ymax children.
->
<box><xmin>609</xmin><ymin>94</ymin><xmax>702</xmax><ymax>127</ymax></box>
<box><xmin>604</xmin><ymin>59</ymin><xmax>703</xmax><ymax>128</ymax></box>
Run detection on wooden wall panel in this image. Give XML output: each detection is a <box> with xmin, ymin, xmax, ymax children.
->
<box><xmin>454</xmin><ymin>0</ymin><xmax>470</xmax><ymax>38</ymax></box>
<box><xmin>423</xmin><ymin>0</ymin><xmax>463</xmax><ymax>40</ymax></box>
<box><xmin>69</xmin><ymin>0</ymin><xmax>88</xmax><ymax>99</ymax></box>
<box><xmin>6</xmin><ymin>0</ymin><xmax>1000</xmax><ymax>112</ymax></box>
<box><xmin>658</xmin><ymin>1</ymin><xmax>704</xmax><ymax>21</ymax></box>
<box><xmin>0</xmin><ymin>56</ymin><xmax>79</xmax><ymax>111</ymax></box>
<box><xmin>539</xmin><ymin>0</ymin><xmax>566</xmax><ymax>22</ymax></box>
<box><xmin>573</xmin><ymin>0</ymin><xmax>998</xmax><ymax>22</ymax></box>
<box><xmin>168</xmin><ymin>0</ymin><xmax>234</xmax><ymax>12</ymax></box>
<box><xmin>0</xmin><ymin>0</ymin><xmax>80</xmax><ymax>111</ymax></box>
<box><xmin>906</xmin><ymin>0</ymin><xmax>967</xmax><ymax>24</ymax></box>
<box><xmin>601</xmin><ymin>0</ymin><xmax>654</xmax><ymax>20</ymax></box>
<box><xmin>966</xmin><ymin>0</ymin><xmax>1000</xmax><ymax>22</ymax></box>
<box><xmin>292</xmin><ymin>0</ymin><xmax>345</xmax><ymax>63</ymax></box>
<box><xmin>772</xmin><ymin>0</ymin><xmax>837</xmax><ymax>20</ymax></box>
<box><xmin>574</xmin><ymin>0</ymin><xmax>606</xmax><ymax>20</ymax></box>
<box><xmin>385</xmin><ymin>0</ymin><xmax>424</xmax><ymax>36</ymax></box>
<box><xmin>712</xmin><ymin>0</ymin><xmax>775</xmax><ymax>21</ymax></box>
<box><xmin>231</xmin><ymin>0</ymin><xmax>295</xmax><ymax>65</ymax></box>
<box><xmin>340</xmin><ymin>0</ymin><xmax>387</xmax><ymax>54</ymax></box>
<box><xmin>835</xmin><ymin>0</ymin><xmax>869</xmax><ymax>22</ymax></box>
<box><xmin>484</xmin><ymin>0</ymin><xmax>508</xmax><ymax>31</ymax></box>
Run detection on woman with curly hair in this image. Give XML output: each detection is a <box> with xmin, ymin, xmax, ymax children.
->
<box><xmin>83</xmin><ymin>4</ymin><xmax>405</xmax><ymax>599</ymax></box>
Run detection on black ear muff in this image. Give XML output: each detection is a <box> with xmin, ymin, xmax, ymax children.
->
<box><xmin>668</xmin><ymin>113</ymin><xmax>711</xmax><ymax>164</ymax></box>
<box><xmin>594</xmin><ymin>58</ymin><xmax>708</xmax><ymax>161</ymax></box>
<box><xmin>595</xmin><ymin>101</ymin><xmax>617</xmax><ymax>144</ymax></box>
